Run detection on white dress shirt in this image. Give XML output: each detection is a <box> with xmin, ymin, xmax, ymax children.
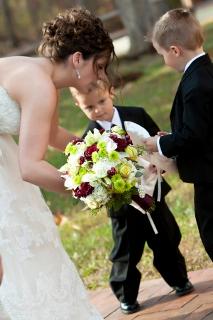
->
<box><xmin>97</xmin><ymin>107</ymin><xmax>122</xmax><ymax>130</ymax></box>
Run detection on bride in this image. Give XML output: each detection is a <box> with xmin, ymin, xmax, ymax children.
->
<box><xmin>0</xmin><ymin>7</ymin><xmax>114</xmax><ymax>320</ymax></box>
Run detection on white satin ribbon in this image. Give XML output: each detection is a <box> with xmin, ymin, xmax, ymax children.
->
<box><xmin>130</xmin><ymin>201</ymin><xmax>158</xmax><ymax>235</ymax></box>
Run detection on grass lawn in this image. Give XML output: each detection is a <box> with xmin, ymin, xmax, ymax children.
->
<box><xmin>44</xmin><ymin>22</ymin><xmax>213</xmax><ymax>289</ymax></box>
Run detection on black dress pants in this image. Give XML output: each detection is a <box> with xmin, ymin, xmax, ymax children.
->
<box><xmin>109</xmin><ymin>198</ymin><xmax>189</xmax><ymax>303</ymax></box>
<box><xmin>194</xmin><ymin>183</ymin><xmax>213</xmax><ymax>261</ymax></box>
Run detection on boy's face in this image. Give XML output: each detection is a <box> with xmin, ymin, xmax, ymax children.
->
<box><xmin>76</xmin><ymin>88</ymin><xmax>114</xmax><ymax>122</ymax></box>
<box><xmin>153</xmin><ymin>41</ymin><xmax>183</xmax><ymax>72</ymax></box>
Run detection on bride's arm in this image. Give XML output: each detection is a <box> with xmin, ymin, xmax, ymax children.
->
<box><xmin>17</xmin><ymin>79</ymin><xmax>68</xmax><ymax>194</ymax></box>
<box><xmin>49</xmin><ymin>104</ymin><xmax>77</xmax><ymax>151</ymax></box>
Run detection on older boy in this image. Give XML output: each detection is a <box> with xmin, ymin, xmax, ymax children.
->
<box><xmin>145</xmin><ymin>8</ymin><xmax>213</xmax><ymax>261</ymax></box>
<box><xmin>70</xmin><ymin>82</ymin><xmax>193</xmax><ymax>315</ymax></box>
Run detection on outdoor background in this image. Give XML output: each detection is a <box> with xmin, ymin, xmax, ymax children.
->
<box><xmin>1</xmin><ymin>0</ymin><xmax>213</xmax><ymax>289</ymax></box>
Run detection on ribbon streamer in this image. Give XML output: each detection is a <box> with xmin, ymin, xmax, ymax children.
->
<box><xmin>131</xmin><ymin>200</ymin><xmax>158</xmax><ymax>234</ymax></box>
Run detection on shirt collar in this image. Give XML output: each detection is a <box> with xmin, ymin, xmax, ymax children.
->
<box><xmin>184</xmin><ymin>52</ymin><xmax>206</xmax><ymax>72</ymax></box>
<box><xmin>96</xmin><ymin>107</ymin><xmax>122</xmax><ymax>130</ymax></box>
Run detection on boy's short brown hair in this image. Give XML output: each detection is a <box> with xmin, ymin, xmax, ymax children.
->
<box><xmin>151</xmin><ymin>8</ymin><xmax>204</xmax><ymax>50</ymax></box>
<box><xmin>70</xmin><ymin>79</ymin><xmax>112</xmax><ymax>102</ymax></box>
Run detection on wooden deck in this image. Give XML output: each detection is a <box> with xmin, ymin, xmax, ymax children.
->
<box><xmin>89</xmin><ymin>268</ymin><xmax>213</xmax><ymax>319</ymax></box>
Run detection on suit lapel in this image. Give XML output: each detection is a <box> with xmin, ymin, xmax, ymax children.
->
<box><xmin>116</xmin><ymin>107</ymin><xmax>130</xmax><ymax>130</ymax></box>
<box><xmin>88</xmin><ymin>121</ymin><xmax>103</xmax><ymax>131</ymax></box>
<box><xmin>116</xmin><ymin>108</ymin><xmax>125</xmax><ymax>129</ymax></box>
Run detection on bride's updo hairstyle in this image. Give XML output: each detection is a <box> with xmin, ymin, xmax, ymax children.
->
<box><xmin>38</xmin><ymin>7</ymin><xmax>115</xmax><ymax>70</ymax></box>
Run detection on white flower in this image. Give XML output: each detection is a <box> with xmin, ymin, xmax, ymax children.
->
<box><xmin>63</xmin><ymin>175</ymin><xmax>80</xmax><ymax>190</ymax></box>
<box><xmin>82</xmin><ymin>184</ymin><xmax>110</xmax><ymax>209</ymax></box>
<box><xmin>93</xmin><ymin>128</ymin><xmax>102</xmax><ymax>140</ymax></box>
<box><xmin>92</xmin><ymin>159</ymin><xmax>117</xmax><ymax>178</ymax></box>
<box><xmin>106</xmin><ymin>139</ymin><xmax>117</xmax><ymax>153</ymax></box>
<box><xmin>81</xmin><ymin>173</ymin><xmax>98</xmax><ymax>183</ymax></box>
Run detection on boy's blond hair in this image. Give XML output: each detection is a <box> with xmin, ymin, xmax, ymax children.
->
<box><xmin>70</xmin><ymin>80</ymin><xmax>112</xmax><ymax>102</ymax></box>
<box><xmin>151</xmin><ymin>8</ymin><xmax>204</xmax><ymax>50</ymax></box>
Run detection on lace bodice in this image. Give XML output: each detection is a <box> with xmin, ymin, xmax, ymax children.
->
<box><xmin>0</xmin><ymin>86</ymin><xmax>21</xmax><ymax>135</ymax></box>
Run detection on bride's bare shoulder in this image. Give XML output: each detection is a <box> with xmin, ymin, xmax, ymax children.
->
<box><xmin>0</xmin><ymin>56</ymin><xmax>57</xmax><ymax>106</ymax></box>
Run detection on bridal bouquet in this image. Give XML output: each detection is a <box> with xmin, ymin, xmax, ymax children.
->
<box><xmin>60</xmin><ymin>126</ymin><xmax>147</xmax><ymax>213</ymax></box>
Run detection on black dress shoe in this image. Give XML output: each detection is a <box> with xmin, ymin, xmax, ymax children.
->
<box><xmin>173</xmin><ymin>280</ymin><xmax>194</xmax><ymax>297</ymax></box>
<box><xmin>120</xmin><ymin>301</ymin><xmax>140</xmax><ymax>314</ymax></box>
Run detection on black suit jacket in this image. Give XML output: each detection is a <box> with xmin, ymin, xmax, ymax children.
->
<box><xmin>160</xmin><ymin>54</ymin><xmax>213</xmax><ymax>183</ymax></box>
<box><xmin>83</xmin><ymin>106</ymin><xmax>171</xmax><ymax>202</ymax></box>
<box><xmin>83</xmin><ymin>106</ymin><xmax>161</xmax><ymax>137</ymax></box>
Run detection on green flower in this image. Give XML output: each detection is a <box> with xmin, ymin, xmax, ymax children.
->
<box><xmin>125</xmin><ymin>145</ymin><xmax>138</xmax><ymax>160</ymax></box>
<box><xmin>109</xmin><ymin>151</ymin><xmax>119</xmax><ymax>162</ymax></box>
<box><xmin>111</xmin><ymin>126</ymin><xmax>126</xmax><ymax>136</ymax></box>
<box><xmin>125</xmin><ymin>181</ymin><xmax>133</xmax><ymax>191</ymax></box>
<box><xmin>119</xmin><ymin>163</ymin><xmax>132</xmax><ymax>178</ymax></box>
<box><xmin>111</xmin><ymin>174</ymin><xmax>125</xmax><ymax>193</ymax></box>
<box><xmin>113</xmin><ymin>179</ymin><xmax>126</xmax><ymax>193</ymax></box>
<box><xmin>98</xmin><ymin>149</ymin><xmax>108</xmax><ymax>158</ymax></box>
<box><xmin>73</xmin><ymin>175</ymin><xmax>81</xmax><ymax>185</ymax></box>
<box><xmin>79</xmin><ymin>167</ymin><xmax>87</xmax><ymax>177</ymax></box>
<box><xmin>65</xmin><ymin>143</ymin><xmax>77</xmax><ymax>155</ymax></box>
<box><xmin>85</xmin><ymin>131</ymin><xmax>96</xmax><ymax>146</ymax></box>
<box><xmin>97</xmin><ymin>141</ymin><xmax>106</xmax><ymax>150</ymax></box>
<box><xmin>92</xmin><ymin>151</ymin><xmax>99</xmax><ymax>163</ymax></box>
<box><xmin>111</xmin><ymin>174</ymin><xmax>122</xmax><ymax>182</ymax></box>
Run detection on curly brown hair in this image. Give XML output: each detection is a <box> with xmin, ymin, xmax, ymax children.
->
<box><xmin>38</xmin><ymin>7</ymin><xmax>115</xmax><ymax>68</ymax></box>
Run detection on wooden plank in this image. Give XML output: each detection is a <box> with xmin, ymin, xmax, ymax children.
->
<box><xmin>89</xmin><ymin>268</ymin><xmax>213</xmax><ymax>320</ymax></box>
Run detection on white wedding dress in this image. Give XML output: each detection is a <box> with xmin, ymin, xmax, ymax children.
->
<box><xmin>0</xmin><ymin>86</ymin><xmax>102</xmax><ymax>320</ymax></box>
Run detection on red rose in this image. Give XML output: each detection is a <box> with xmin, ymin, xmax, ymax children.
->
<box><xmin>110</xmin><ymin>134</ymin><xmax>129</xmax><ymax>151</ymax></box>
<box><xmin>84</xmin><ymin>144</ymin><xmax>99</xmax><ymax>160</ymax></box>
<box><xmin>79</xmin><ymin>156</ymin><xmax>85</xmax><ymax>165</ymax></box>
<box><xmin>73</xmin><ymin>182</ymin><xmax>94</xmax><ymax>198</ymax></box>
<box><xmin>99</xmin><ymin>128</ymin><xmax>105</xmax><ymax>134</ymax></box>
<box><xmin>107</xmin><ymin>167</ymin><xmax>117</xmax><ymax>177</ymax></box>
<box><xmin>125</xmin><ymin>134</ymin><xmax>133</xmax><ymax>145</ymax></box>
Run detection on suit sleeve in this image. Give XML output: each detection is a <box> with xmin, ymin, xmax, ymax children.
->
<box><xmin>160</xmin><ymin>87</ymin><xmax>211</xmax><ymax>158</ymax></box>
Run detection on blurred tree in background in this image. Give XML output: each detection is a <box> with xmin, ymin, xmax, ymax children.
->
<box><xmin>0</xmin><ymin>0</ymin><xmax>195</xmax><ymax>57</ymax></box>
<box><xmin>115</xmin><ymin>0</ymin><xmax>183</xmax><ymax>57</ymax></box>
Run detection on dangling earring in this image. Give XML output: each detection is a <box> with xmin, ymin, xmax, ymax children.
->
<box><xmin>75</xmin><ymin>69</ymin><xmax>81</xmax><ymax>79</ymax></box>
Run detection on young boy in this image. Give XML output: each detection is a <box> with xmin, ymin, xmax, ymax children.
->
<box><xmin>144</xmin><ymin>8</ymin><xmax>213</xmax><ymax>262</ymax></box>
<box><xmin>70</xmin><ymin>82</ymin><xmax>193</xmax><ymax>315</ymax></box>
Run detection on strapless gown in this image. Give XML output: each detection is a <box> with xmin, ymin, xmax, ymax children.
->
<box><xmin>0</xmin><ymin>86</ymin><xmax>102</xmax><ymax>320</ymax></box>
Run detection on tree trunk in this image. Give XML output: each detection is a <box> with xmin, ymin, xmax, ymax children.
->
<box><xmin>115</xmin><ymin>0</ymin><xmax>151</xmax><ymax>57</ymax></box>
<box><xmin>115</xmin><ymin>0</ymin><xmax>183</xmax><ymax>57</ymax></box>
<box><xmin>26</xmin><ymin>0</ymin><xmax>40</xmax><ymax>38</ymax></box>
<box><xmin>148</xmin><ymin>0</ymin><xmax>170</xmax><ymax>24</ymax></box>
<box><xmin>1</xmin><ymin>0</ymin><xmax>18</xmax><ymax>47</ymax></box>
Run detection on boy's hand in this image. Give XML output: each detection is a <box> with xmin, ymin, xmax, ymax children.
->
<box><xmin>144</xmin><ymin>135</ymin><xmax>158</xmax><ymax>152</ymax></box>
<box><xmin>157</xmin><ymin>131</ymin><xmax>169</xmax><ymax>136</ymax></box>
